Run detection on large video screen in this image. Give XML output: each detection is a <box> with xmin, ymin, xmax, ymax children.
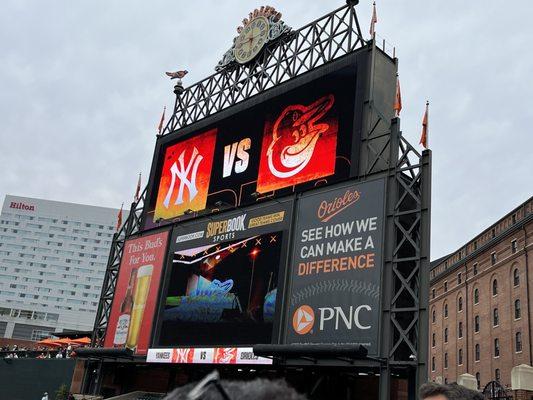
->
<box><xmin>143</xmin><ymin>60</ymin><xmax>360</xmax><ymax>230</ymax></box>
<box><xmin>155</xmin><ymin>201</ymin><xmax>292</xmax><ymax>347</ymax></box>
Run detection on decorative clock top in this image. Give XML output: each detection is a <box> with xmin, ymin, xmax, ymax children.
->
<box><xmin>216</xmin><ymin>6</ymin><xmax>291</xmax><ymax>70</ymax></box>
<box><xmin>234</xmin><ymin>16</ymin><xmax>270</xmax><ymax>64</ymax></box>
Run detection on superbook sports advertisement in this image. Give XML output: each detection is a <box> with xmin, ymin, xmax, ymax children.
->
<box><xmin>143</xmin><ymin>62</ymin><xmax>359</xmax><ymax>230</ymax></box>
<box><xmin>155</xmin><ymin>201</ymin><xmax>292</xmax><ymax>346</ymax></box>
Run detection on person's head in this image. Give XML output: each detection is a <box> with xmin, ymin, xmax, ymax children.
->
<box><xmin>165</xmin><ymin>377</ymin><xmax>307</xmax><ymax>400</ymax></box>
<box><xmin>419</xmin><ymin>382</ymin><xmax>483</xmax><ymax>400</ymax></box>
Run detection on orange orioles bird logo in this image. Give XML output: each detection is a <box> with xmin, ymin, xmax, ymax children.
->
<box><xmin>266</xmin><ymin>94</ymin><xmax>335</xmax><ymax>178</ymax></box>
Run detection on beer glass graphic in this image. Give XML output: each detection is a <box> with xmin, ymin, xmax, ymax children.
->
<box><xmin>126</xmin><ymin>264</ymin><xmax>153</xmax><ymax>350</ymax></box>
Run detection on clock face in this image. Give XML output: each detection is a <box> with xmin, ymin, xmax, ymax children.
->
<box><xmin>234</xmin><ymin>16</ymin><xmax>270</xmax><ymax>64</ymax></box>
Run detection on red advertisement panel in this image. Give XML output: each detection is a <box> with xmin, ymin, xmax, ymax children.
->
<box><xmin>104</xmin><ymin>231</ymin><xmax>170</xmax><ymax>355</ymax></box>
<box><xmin>154</xmin><ymin>129</ymin><xmax>217</xmax><ymax>221</ymax></box>
<box><xmin>256</xmin><ymin>94</ymin><xmax>338</xmax><ymax>193</ymax></box>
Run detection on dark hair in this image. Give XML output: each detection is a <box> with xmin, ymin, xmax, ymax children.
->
<box><xmin>419</xmin><ymin>382</ymin><xmax>483</xmax><ymax>400</ymax></box>
<box><xmin>165</xmin><ymin>378</ymin><xmax>307</xmax><ymax>400</ymax></box>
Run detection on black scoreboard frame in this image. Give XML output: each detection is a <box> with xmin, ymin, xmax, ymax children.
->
<box><xmin>90</xmin><ymin>3</ymin><xmax>431</xmax><ymax>399</ymax></box>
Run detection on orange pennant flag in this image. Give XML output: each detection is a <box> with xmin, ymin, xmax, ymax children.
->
<box><xmin>134</xmin><ymin>173</ymin><xmax>141</xmax><ymax>202</ymax></box>
<box><xmin>420</xmin><ymin>101</ymin><xmax>429</xmax><ymax>149</ymax></box>
<box><xmin>116</xmin><ymin>203</ymin><xmax>123</xmax><ymax>232</ymax></box>
<box><xmin>369</xmin><ymin>2</ymin><xmax>378</xmax><ymax>37</ymax></box>
<box><xmin>394</xmin><ymin>76</ymin><xmax>402</xmax><ymax>116</ymax></box>
<box><xmin>157</xmin><ymin>106</ymin><xmax>166</xmax><ymax>135</ymax></box>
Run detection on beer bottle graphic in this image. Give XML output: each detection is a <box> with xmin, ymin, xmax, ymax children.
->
<box><xmin>126</xmin><ymin>264</ymin><xmax>153</xmax><ymax>350</ymax></box>
<box><xmin>113</xmin><ymin>268</ymin><xmax>137</xmax><ymax>347</ymax></box>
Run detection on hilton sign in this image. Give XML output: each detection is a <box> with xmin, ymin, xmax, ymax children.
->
<box><xmin>10</xmin><ymin>202</ymin><xmax>35</xmax><ymax>211</ymax></box>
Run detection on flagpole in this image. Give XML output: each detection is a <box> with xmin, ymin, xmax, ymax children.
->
<box><xmin>394</xmin><ymin>73</ymin><xmax>402</xmax><ymax>117</ymax></box>
<box><xmin>157</xmin><ymin>106</ymin><xmax>166</xmax><ymax>137</ymax></box>
<box><xmin>426</xmin><ymin>100</ymin><xmax>429</xmax><ymax>149</ymax></box>
<box><xmin>134</xmin><ymin>172</ymin><xmax>142</xmax><ymax>202</ymax></box>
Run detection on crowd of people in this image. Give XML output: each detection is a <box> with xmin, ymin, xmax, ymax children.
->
<box><xmin>161</xmin><ymin>372</ymin><xmax>486</xmax><ymax>400</ymax></box>
<box><xmin>1</xmin><ymin>343</ymin><xmax>82</xmax><ymax>358</ymax></box>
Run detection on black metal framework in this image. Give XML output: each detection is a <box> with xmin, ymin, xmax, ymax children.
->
<box><xmin>91</xmin><ymin>188</ymin><xmax>146</xmax><ymax>348</ymax></box>
<box><xmin>162</xmin><ymin>4</ymin><xmax>366</xmax><ymax>134</ymax></box>
<box><xmin>91</xmin><ymin>3</ymin><xmax>431</xmax><ymax>400</ymax></box>
<box><xmin>382</xmin><ymin>120</ymin><xmax>431</xmax><ymax>398</ymax></box>
<box><xmin>92</xmin><ymin>2</ymin><xmax>368</xmax><ymax>348</ymax></box>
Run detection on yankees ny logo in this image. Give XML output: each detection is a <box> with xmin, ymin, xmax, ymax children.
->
<box><xmin>172</xmin><ymin>348</ymin><xmax>192</xmax><ymax>363</ymax></box>
<box><xmin>163</xmin><ymin>147</ymin><xmax>203</xmax><ymax>208</ymax></box>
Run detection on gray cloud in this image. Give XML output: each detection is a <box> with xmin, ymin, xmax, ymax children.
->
<box><xmin>1</xmin><ymin>1</ymin><xmax>531</xmax><ymax>259</ymax></box>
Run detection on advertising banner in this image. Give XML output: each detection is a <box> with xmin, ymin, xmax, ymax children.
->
<box><xmin>284</xmin><ymin>179</ymin><xmax>385</xmax><ymax>354</ymax></box>
<box><xmin>146</xmin><ymin>347</ymin><xmax>272</xmax><ymax>365</ymax></box>
<box><xmin>103</xmin><ymin>230</ymin><xmax>170</xmax><ymax>355</ymax></box>
<box><xmin>156</xmin><ymin>201</ymin><xmax>292</xmax><ymax>347</ymax></box>
<box><xmin>143</xmin><ymin>62</ymin><xmax>359</xmax><ymax>229</ymax></box>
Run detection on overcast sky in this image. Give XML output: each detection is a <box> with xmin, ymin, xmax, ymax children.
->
<box><xmin>0</xmin><ymin>1</ymin><xmax>531</xmax><ymax>259</ymax></box>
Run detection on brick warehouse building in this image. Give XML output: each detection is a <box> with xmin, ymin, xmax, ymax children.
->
<box><xmin>429</xmin><ymin>196</ymin><xmax>532</xmax><ymax>390</ymax></box>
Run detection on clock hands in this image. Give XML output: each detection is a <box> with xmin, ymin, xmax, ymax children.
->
<box><xmin>233</xmin><ymin>17</ymin><xmax>269</xmax><ymax>62</ymax></box>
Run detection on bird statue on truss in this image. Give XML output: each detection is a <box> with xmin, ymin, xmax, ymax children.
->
<box><xmin>165</xmin><ymin>70</ymin><xmax>188</xmax><ymax>80</ymax></box>
<box><xmin>166</xmin><ymin>70</ymin><xmax>188</xmax><ymax>95</ymax></box>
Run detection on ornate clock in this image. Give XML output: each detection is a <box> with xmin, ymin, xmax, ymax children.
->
<box><xmin>216</xmin><ymin>6</ymin><xmax>291</xmax><ymax>70</ymax></box>
<box><xmin>234</xmin><ymin>16</ymin><xmax>270</xmax><ymax>64</ymax></box>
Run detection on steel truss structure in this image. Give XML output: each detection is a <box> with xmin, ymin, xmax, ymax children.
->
<box><xmin>162</xmin><ymin>4</ymin><xmax>366</xmax><ymax>134</ymax></box>
<box><xmin>91</xmin><ymin>3</ymin><xmax>431</xmax><ymax>399</ymax></box>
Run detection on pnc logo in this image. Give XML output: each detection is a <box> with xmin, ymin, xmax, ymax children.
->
<box><xmin>292</xmin><ymin>304</ymin><xmax>373</xmax><ymax>335</ymax></box>
<box><xmin>292</xmin><ymin>305</ymin><xmax>315</xmax><ymax>335</ymax></box>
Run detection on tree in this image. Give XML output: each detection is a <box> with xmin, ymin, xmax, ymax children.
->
<box><xmin>55</xmin><ymin>384</ymin><xmax>69</xmax><ymax>400</ymax></box>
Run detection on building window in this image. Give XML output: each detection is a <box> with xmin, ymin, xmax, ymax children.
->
<box><xmin>495</xmin><ymin>369</ymin><xmax>500</xmax><ymax>382</ymax></box>
<box><xmin>458</xmin><ymin>297</ymin><xmax>463</xmax><ymax>312</ymax></box>
<box><xmin>516</xmin><ymin>332</ymin><xmax>522</xmax><ymax>353</ymax></box>
<box><xmin>458</xmin><ymin>322</ymin><xmax>463</xmax><ymax>338</ymax></box>
<box><xmin>512</xmin><ymin>214</ymin><xmax>516</xmax><ymax>224</ymax></box>
<box><xmin>492</xmin><ymin>279</ymin><xmax>498</xmax><ymax>296</ymax></box>
<box><xmin>432</xmin><ymin>288</ymin><xmax>435</xmax><ymax>299</ymax></box>
<box><xmin>444</xmin><ymin>281</ymin><xmax>448</xmax><ymax>292</ymax></box>
<box><xmin>444</xmin><ymin>328</ymin><xmax>448</xmax><ymax>343</ymax></box>
<box><xmin>432</xmin><ymin>310</ymin><xmax>436</xmax><ymax>323</ymax></box>
<box><xmin>515</xmin><ymin>299</ymin><xmax>521</xmax><ymax>319</ymax></box>
<box><xmin>491</xmin><ymin>228</ymin><xmax>496</xmax><ymax>238</ymax></box>
<box><xmin>475</xmin><ymin>344</ymin><xmax>480</xmax><ymax>361</ymax></box>
<box><xmin>30</xmin><ymin>329</ymin><xmax>53</xmax><ymax>341</ymax></box>
<box><xmin>473</xmin><ymin>263</ymin><xmax>478</xmax><ymax>275</ymax></box>
<box><xmin>444</xmin><ymin>353</ymin><xmax>448</xmax><ymax>369</ymax></box>
<box><xmin>493</xmin><ymin>308</ymin><xmax>499</xmax><ymax>326</ymax></box>
<box><xmin>458</xmin><ymin>348</ymin><xmax>463</xmax><ymax>365</ymax></box>
<box><xmin>513</xmin><ymin>268</ymin><xmax>520</xmax><ymax>287</ymax></box>
<box><xmin>474</xmin><ymin>288</ymin><xmax>479</xmax><ymax>304</ymax></box>
<box><xmin>491</xmin><ymin>252</ymin><xmax>497</xmax><ymax>265</ymax></box>
<box><xmin>432</xmin><ymin>357</ymin><xmax>435</xmax><ymax>372</ymax></box>
<box><xmin>473</xmin><ymin>241</ymin><xmax>478</xmax><ymax>251</ymax></box>
<box><xmin>457</xmin><ymin>273</ymin><xmax>462</xmax><ymax>284</ymax></box>
<box><xmin>474</xmin><ymin>315</ymin><xmax>480</xmax><ymax>333</ymax></box>
<box><xmin>432</xmin><ymin>333</ymin><xmax>435</xmax><ymax>347</ymax></box>
<box><xmin>511</xmin><ymin>239</ymin><xmax>517</xmax><ymax>254</ymax></box>
<box><xmin>475</xmin><ymin>372</ymin><xmax>480</xmax><ymax>389</ymax></box>
<box><xmin>444</xmin><ymin>304</ymin><xmax>448</xmax><ymax>318</ymax></box>
<box><xmin>494</xmin><ymin>338</ymin><xmax>500</xmax><ymax>357</ymax></box>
